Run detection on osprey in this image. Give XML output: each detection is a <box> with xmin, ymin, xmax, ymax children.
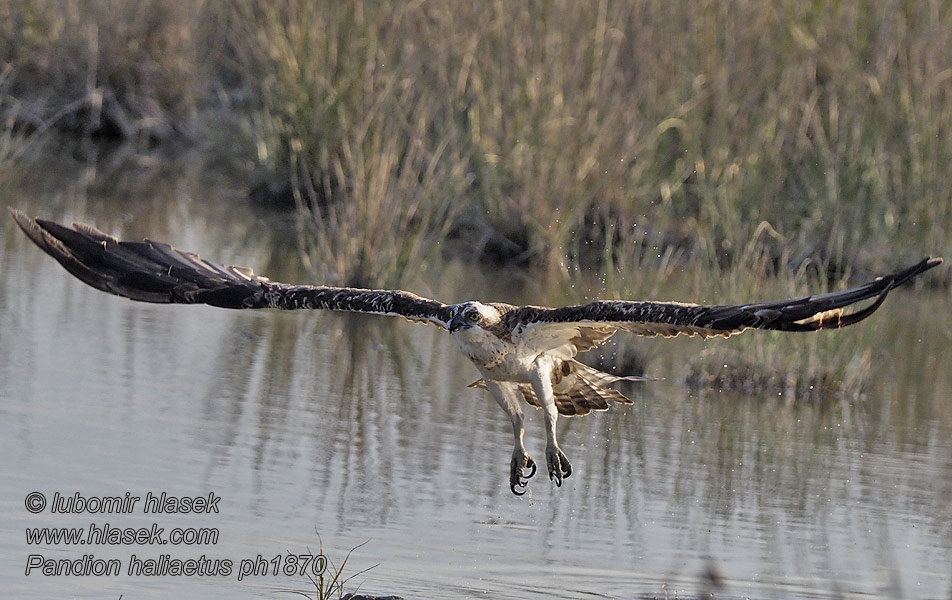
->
<box><xmin>11</xmin><ymin>209</ymin><xmax>943</xmax><ymax>495</ymax></box>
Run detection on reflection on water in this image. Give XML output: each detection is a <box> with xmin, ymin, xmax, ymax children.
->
<box><xmin>2</xmin><ymin>146</ymin><xmax>951</xmax><ymax>599</ymax></box>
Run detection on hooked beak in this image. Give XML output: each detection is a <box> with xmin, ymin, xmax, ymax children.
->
<box><xmin>448</xmin><ymin>313</ymin><xmax>465</xmax><ymax>333</ymax></box>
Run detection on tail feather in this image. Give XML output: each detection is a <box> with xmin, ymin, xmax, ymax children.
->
<box><xmin>468</xmin><ymin>360</ymin><xmax>653</xmax><ymax>416</ymax></box>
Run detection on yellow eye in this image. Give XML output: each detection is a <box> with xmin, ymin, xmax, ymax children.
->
<box><xmin>468</xmin><ymin>312</ymin><xmax>480</xmax><ymax>322</ymax></box>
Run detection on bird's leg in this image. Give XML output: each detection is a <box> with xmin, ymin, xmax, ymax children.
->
<box><xmin>530</xmin><ymin>358</ymin><xmax>572</xmax><ymax>487</ymax></box>
<box><xmin>485</xmin><ymin>380</ymin><xmax>536</xmax><ymax>495</ymax></box>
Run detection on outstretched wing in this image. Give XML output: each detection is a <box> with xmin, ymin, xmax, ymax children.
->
<box><xmin>507</xmin><ymin>257</ymin><xmax>942</xmax><ymax>356</ymax></box>
<box><xmin>10</xmin><ymin>210</ymin><xmax>454</xmax><ymax>328</ymax></box>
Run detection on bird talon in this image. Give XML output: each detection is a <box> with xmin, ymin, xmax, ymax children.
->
<box><xmin>547</xmin><ymin>463</ymin><xmax>562</xmax><ymax>486</ymax></box>
<box><xmin>509</xmin><ymin>451</ymin><xmax>535</xmax><ymax>496</ymax></box>
<box><xmin>546</xmin><ymin>446</ymin><xmax>572</xmax><ymax>488</ymax></box>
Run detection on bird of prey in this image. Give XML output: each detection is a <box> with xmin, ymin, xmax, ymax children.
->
<box><xmin>10</xmin><ymin>209</ymin><xmax>943</xmax><ymax>495</ymax></box>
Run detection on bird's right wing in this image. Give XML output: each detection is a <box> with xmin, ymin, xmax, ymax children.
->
<box><xmin>10</xmin><ymin>210</ymin><xmax>455</xmax><ymax>328</ymax></box>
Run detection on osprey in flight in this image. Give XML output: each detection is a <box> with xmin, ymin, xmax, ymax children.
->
<box><xmin>11</xmin><ymin>209</ymin><xmax>942</xmax><ymax>495</ymax></box>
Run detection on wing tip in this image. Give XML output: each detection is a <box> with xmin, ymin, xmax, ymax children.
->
<box><xmin>888</xmin><ymin>255</ymin><xmax>944</xmax><ymax>290</ymax></box>
<box><xmin>9</xmin><ymin>207</ymin><xmax>38</xmax><ymax>238</ymax></box>
<box><xmin>9</xmin><ymin>208</ymin><xmax>68</xmax><ymax>256</ymax></box>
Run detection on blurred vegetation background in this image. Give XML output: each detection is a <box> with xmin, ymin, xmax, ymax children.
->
<box><xmin>1</xmin><ymin>0</ymin><xmax>948</xmax><ymax>288</ymax></box>
<box><xmin>1</xmin><ymin>0</ymin><xmax>949</xmax><ymax>398</ymax></box>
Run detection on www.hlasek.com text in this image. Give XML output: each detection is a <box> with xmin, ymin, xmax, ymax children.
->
<box><xmin>26</xmin><ymin>522</ymin><xmax>219</xmax><ymax>546</ymax></box>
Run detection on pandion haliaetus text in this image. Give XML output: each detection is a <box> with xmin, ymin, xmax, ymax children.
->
<box><xmin>11</xmin><ymin>209</ymin><xmax>943</xmax><ymax>495</ymax></box>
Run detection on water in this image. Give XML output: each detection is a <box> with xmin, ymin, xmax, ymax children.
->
<box><xmin>2</xmin><ymin>146</ymin><xmax>950</xmax><ymax>599</ymax></box>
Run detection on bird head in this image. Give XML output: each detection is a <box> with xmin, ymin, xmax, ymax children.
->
<box><xmin>448</xmin><ymin>301</ymin><xmax>500</xmax><ymax>333</ymax></box>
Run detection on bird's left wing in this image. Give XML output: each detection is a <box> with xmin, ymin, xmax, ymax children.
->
<box><xmin>10</xmin><ymin>210</ymin><xmax>454</xmax><ymax>328</ymax></box>
<box><xmin>507</xmin><ymin>256</ymin><xmax>942</xmax><ymax>355</ymax></box>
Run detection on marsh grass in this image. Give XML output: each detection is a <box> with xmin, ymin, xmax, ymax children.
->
<box><xmin>4</xmin><ymin>0</ymin><xmax>949</xmax><ymax>281</ymax></box>
<box><xmin>217</xmin><ymin>0</ymin><xmax>951</xmax><ymax>284</ymax></box>
<box><xmin>288</xmin><ymin>537</ymin><xmax>377</xmax><ymax>600</ymax></box>
<box><xmin>0</xmin><ymin>0</ymin><xmax>204</xmax><ymax>142</ymax></box>
<box><xmin>223</xmin><ymin>1</ymin><xmax>471</xmax><ymax>287</ymax></box>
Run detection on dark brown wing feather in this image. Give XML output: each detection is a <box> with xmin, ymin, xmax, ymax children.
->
<box><xmin>508</xmin><ymin>256</ymin><xmax>942</xmax><ymax>340</ymax></box>
<box><xmin>10</xmin><ymin>210</ymin><xmax>454</xmax><ymax>328</ymax></box>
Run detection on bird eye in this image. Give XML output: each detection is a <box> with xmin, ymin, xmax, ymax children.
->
<box><xmin>468</xmin><ymin>312</ymin><xmax>480</xmax><ymax>322</ymax></box>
